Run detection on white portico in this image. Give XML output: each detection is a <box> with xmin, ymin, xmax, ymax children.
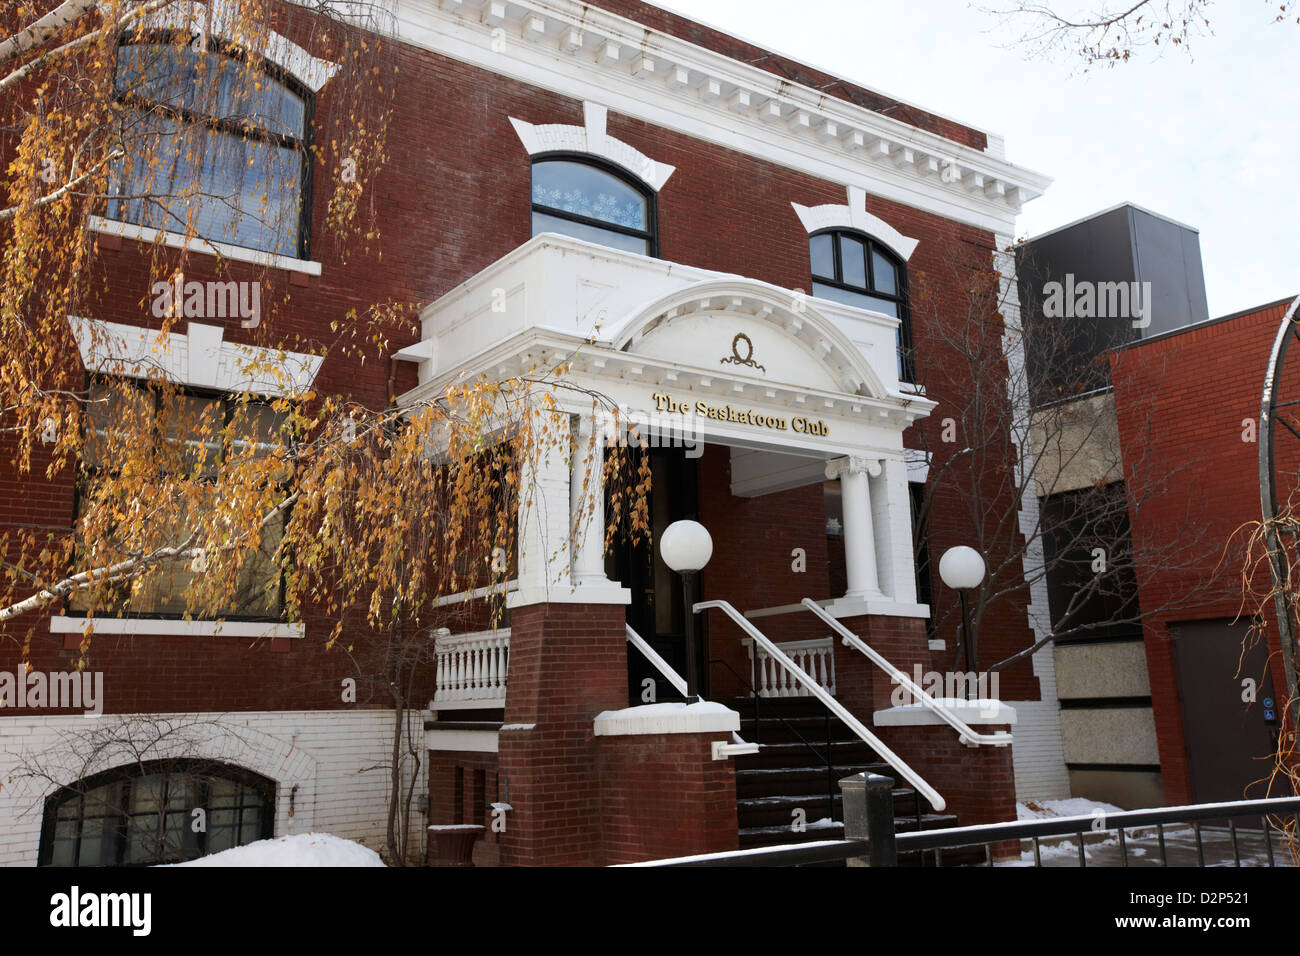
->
<box><xmin>397</xmin><ymin>232</ymin><xmax>936</xmax><ymax>618</ymax></box>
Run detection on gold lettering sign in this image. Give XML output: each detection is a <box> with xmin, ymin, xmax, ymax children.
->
<box><xmin>651</xmin><ymin>392</ymin><xmax>828</xmax><ymax>437</ymax></box>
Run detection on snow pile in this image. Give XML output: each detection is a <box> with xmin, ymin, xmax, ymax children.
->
<box><xmin>594</xmin><ymin>700</ymin><xmax>737</xmax><ymax>720</ymax></box>
<box><xmin>165</xmin><ymin>832</ymin><xmax>386</xmax><ymax>867</ymax></box>
<box><xmin>1017</xmin><ymin>798</ymin><xmax>1124</xmax><ymax>821</ymax></box>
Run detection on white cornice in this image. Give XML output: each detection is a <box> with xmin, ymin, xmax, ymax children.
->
<box><xmin>390</xmin><ymin>0</ymin><xmax>1050</xmax><ymax>233</ymax></box>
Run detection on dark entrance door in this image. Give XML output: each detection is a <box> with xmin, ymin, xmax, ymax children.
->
<box><xmin>1170</xmin><ymin>619</ymin><xmax>1283</xmax><ymax>810</ymax></box>
<box><xmin>608</xmin><ymin>446</ymin><xmax>700</xmax><ymax>704</ymax></box>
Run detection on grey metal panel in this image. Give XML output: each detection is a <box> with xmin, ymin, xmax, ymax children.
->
<box><xmin>1129</xmin><ymin>206</ymin><xmax>1210</xmax><ymax>337</ymax></box>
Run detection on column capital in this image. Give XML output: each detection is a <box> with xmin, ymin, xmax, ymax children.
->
<box><xmin>825</xmin><ymin>455</ymin><xmax>883</xmax><ymax>481</ymax></box>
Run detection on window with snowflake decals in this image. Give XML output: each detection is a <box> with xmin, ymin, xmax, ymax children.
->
<box><xmin>530</xmin><ymin>155</ymin><xmax>656</xmax><ymax>255</ymax></box>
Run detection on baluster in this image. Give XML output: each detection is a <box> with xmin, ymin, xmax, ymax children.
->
<box><xmin>435</xmin><ymin>651</ymin><xmax>445</xmax><ymax>697</ymax></box>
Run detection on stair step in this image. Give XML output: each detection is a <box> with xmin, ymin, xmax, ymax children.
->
<box><xmin>736</xmin><ymin>763</ymin><xmax>893</xmax><ymax>798</ymax></box>
<box><xmin>737</xmin><ymin>788</ymin><xmax>921</xmax><ymax>827</ymax></box>
<box><xmin>736</xmin><ymin>741</ymin><xmax>880</xmax><ymax>769</ymax></box>
<box><xmin>737</xmin><ymin>813</ymin><xmax>960</xmax><ymax>849</ymax></box>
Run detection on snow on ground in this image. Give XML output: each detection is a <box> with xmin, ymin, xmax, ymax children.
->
<box><xmin>165</xmin><ymin>832</ymin><xmax>386</xmax><ymax>867</ymax></box>
<box><xmin>1017</xmin><ymin>798</ymin><xmax>1124</xmax><ymax>820</ymax></box>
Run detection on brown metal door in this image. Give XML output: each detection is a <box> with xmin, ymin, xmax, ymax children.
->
<box><xmin>1170</xmin><ymin>619</ymin><xmax>1282</xmax><ymax>810</ymax></box>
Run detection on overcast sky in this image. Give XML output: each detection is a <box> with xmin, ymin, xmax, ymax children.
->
<box><xmin>653</xmin><ymin>0</ymin><xmax>1297</xmax><ymax>318</ymax></box>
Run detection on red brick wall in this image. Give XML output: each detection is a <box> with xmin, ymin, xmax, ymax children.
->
<box><xmin>696</xmin><ymin>445</ymin><xmax>833</xmax><ymax>697</ymax></box>
<box><xmin>1110</xmin><ymin>299</ymin><xmax>1298</xmax><ymax>804</ymax></box>
<box><xmin>595</xmin><ymin>732</ymin><xmax>738</xmax><ymax>865</ymax></box>
<box><xmin>427</xmin><ymin>750</ymin><xmax>502</xmax><ymax>867</ymax></box>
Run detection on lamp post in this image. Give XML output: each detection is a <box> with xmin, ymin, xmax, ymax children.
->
<box><xmin>660</xmin><ymin>519</ymin><xmax>713</xmax><ymax>700</ymax></box>
<box><xmin>939</xmin><ymin>545</ymin><xmax>986</xmax><ymax>700</ymax></box>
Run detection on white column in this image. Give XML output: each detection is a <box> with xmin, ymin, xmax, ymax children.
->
<box><xmin>570</xmin><ymin>414</ymin><xmax>609</xmax><ymax>586</ymax></box>
<box><xmin>827</xmin><ymin>455</ymin><xmax>883</xmax><ymax>599</ymax></box>
<box><xmin>876</xmin><ymin>457</ymin><xmax>920</xmax><ymax>606</ymax></box>
<box><xmin>513</xmin><ymin>412</ymin><xmax>573</xmax><ymax>600</ymax></box>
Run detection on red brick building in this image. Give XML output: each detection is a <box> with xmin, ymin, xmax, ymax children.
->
<box><xmin>0</xmin><ymin>0</ymin><xmax>1062</xmax><ymax>866</ymax></box>
<box><xmin>1110</xmin><ymin>297</ymin><xmax>1297</xmax><ymax>808</ymax></box>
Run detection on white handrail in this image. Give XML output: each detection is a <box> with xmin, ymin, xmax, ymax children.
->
<box><xmin>696</xmin><ymin>600</ymin><xmax>945</xmax><ymax>812</ymax></box>
<box><xmin>800</xmin><ymin>598</ymin><xmax>1012</xmax><ymax>748</ymax></box>
<box><xmin>432</xmin><ymin>579</ymin><xmax>519</xmax><ymax>608</ymax></box>
<box><xmin>625</xmin><ymin>624</ymin><xmax>690</xmax><ymax>697</ymax></box>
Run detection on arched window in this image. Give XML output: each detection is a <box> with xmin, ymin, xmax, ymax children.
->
<box><xmin>530</xmin><ymin>155</ymin><xmax>656</xmax><ymax>256</ymax></box>
<box><xmin>810</xmin><ymin>229</ymin><xmax>914</xmax><ymax>382</ymax></box>
<box><xmin>39</xmin><ymin>760</ymin><xmax>275</xmax><ymax>866</ymax></box>
<box><xmin>106</xmin><ymin>35</ymin><xmax>313</xmax><ymax>257</ymax></box>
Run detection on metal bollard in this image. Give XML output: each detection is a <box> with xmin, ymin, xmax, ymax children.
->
<box><xmin>840</xmin><ymin>771</ymin><xmax>898</xmax><ymax>867</ymax></box>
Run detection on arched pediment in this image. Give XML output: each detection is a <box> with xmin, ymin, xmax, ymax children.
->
<box><xmin>613</xmin><ymin>279</ymin><xmax>887</xmax><ymax>399</ymax></box>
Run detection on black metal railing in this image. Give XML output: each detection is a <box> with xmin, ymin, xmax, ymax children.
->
<box><xmin>623</xmin><ymin>773</ymin><xmax>1300</xmax><ymax>868</ymax></box>
<box><xmin>896</xmin><ymin>796</ymin><xmax>1300</xmax><ymax>868</ymax></box>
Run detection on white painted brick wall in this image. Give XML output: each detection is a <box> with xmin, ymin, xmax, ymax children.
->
<box><xmin>996</xmin><ymin>233</ymin><xmax>1070</xmax><ymax>801</ymax></box>
<box><xmin>0</xmin><ymin>709</ymin><xmax>425</xmax><ymax>866</ymax></box>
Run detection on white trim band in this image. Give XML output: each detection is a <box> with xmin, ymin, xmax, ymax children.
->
<box><xmin>89</xmin><ymin>217</ymin><xmax>323</xmax><ymax>276</ymax></box>
<box><xmin>50</xmin><ymin>616</ymin><xmax>305</xmax><ymax>639</ymax></box>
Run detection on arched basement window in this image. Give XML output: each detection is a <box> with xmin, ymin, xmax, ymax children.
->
<box><xmin>39</xmin><ymin>759</ymin><xmax>275</xmax><ymax>866</ymax></box>
<box><xmin>530</xmin><ymin>155</ymin><xmax>656</xmax><ymax>256</ymax></box>
<box><xmin>106</xmin><ymin>35</ymin><xmax>313</xmax><ymax>257</ymax></box>
<box><xmin>810</xmin><ymin>229</ymin><xmax>914</xmax><ymax>382</ymax></box>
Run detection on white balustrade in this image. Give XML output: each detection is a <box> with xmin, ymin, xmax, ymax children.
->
<box><xmin>742</xmin><ymin>636</ymin><xmax>836</xmax><ymax>697</ymax></box>
<box><xmin>434</xmin><ymin>629</ymin><xmax>510</xmax><ymax>703</ymax></box>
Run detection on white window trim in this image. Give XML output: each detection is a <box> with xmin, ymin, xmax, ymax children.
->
<box><xmin>88</xmin><ymin>216</ymin><xmax>322</xmax><ymax>276</ymax></box>
<box><xmin>792</xmin><ymin>185</ymin><xmax>920</xmax><ymax>262</ymax></box>
<box><xmin>510</xmin><ymin>101</ymin><xmax>676</xmax><ymax>192</ymax></box>
<box><xmin>114</xmin><ymin>0</ymin><xmax>342</xmax><ymax>92</ymax></box>
<box><xmin>50</xmin><ymin>616</ymin><xmax>304</xmax><ymax>639</ymax></box>
<box><xmin>68</xmin><ymin>316</ymin><xmax>325</xmax><ymax>397</ymax></box>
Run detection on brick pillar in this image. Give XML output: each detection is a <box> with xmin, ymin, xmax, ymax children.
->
<box><xmin>831</xmin><ymin>614</ymin><xmax>932</xmax><ymax>721</ymax></box>
<box><xmin>594</xmin><ymin>732</ymin><xmax>738</xmax><ymax>864</ymax></box>
<box><xmin>885</xmin><ymin>723</ymin><xmax>1019</xmax><ymax>859</ymax></box>
<box><xmin>496</xmin><ymin>602</ymin><xmax>628</xmax><ymax>866</ymax></box>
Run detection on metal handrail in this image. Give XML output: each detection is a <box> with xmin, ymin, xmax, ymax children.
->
<box><xmin>696</xmin><ymin>599</ymin><xmax>946</xmax><ymax>812</ymax></box>
<box><xmin>800</xmin><ymin>598</ymin><xmax>1012</xmax><ymax>748</ymax></box>
<box><xmin>625</xmin><ymin>623</ymin><xmax>689</xmax><ymax>697</ymax></box>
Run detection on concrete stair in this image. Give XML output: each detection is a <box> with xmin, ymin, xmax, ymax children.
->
<box><xmin>727</xmin><ymin>697</ymin><xmax>981</xmax><ymax>866</ymax></box>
